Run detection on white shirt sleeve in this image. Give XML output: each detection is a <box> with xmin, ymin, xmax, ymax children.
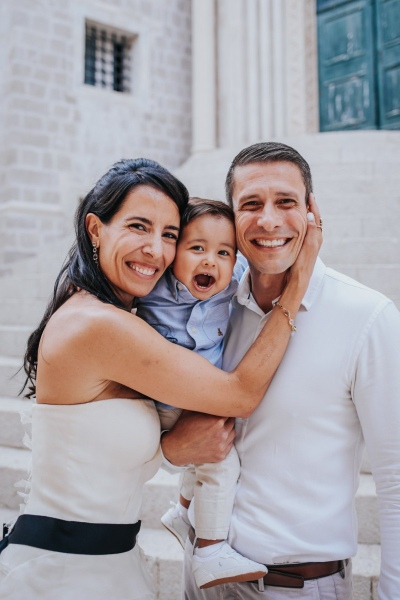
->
<box><xmin>351</xmin><ymin>301</ymin><xmax>400</xmax><ymax>600</ymax></box>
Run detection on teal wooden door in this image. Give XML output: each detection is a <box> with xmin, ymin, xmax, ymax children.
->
<box><xmin>318</xmin><ymin>0</ymin><xmax>377</xmax><ymax>130</ymax></box>
<box><xmin>318</xmin><ymin>0</ymin><xmax>400</xmax><ymax>130</ymax></box>
<box><xmin>376</xmin><ymin>0</ymin><xmax>400</xmax><ymax>128</ymax></box>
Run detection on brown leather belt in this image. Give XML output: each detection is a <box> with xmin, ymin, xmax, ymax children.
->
<box><xmin>252</xmin><ymin>559</ymin><xmax>348</xmax><ymax>589</ymax></box>
<box><xmin>188</xmin><ymin>527</ymin><xmax>347</xmax><ymax>589</ymax></box>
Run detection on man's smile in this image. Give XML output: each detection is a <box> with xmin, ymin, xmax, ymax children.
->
<box><xmin>253</xmin><ymin>238</ymin><xmax>289</xmax><ymax>248</ymax></box>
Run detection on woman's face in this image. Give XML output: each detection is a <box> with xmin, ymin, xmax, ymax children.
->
<box><xmin>87</xmin><ymin>185</ymin><xmax>181</xmax><ymax>307</ymax></box>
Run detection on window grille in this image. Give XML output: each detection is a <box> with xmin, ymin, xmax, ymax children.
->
<box><xmin>84</xmin><ymin>23</ymin><xmax>131</xmax><ymax>93</ymax></box>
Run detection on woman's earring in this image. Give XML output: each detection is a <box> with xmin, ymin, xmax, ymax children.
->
<box><xmin>92</xmin><ymin>242</ymin><xmax>99</xmax><ymax>268</ymax></box>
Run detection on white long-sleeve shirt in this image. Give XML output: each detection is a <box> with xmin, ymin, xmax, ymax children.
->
<box><xmin>222</xmin><ymin>258</ymin><xmax>400</xmax><ymax>600</ymax></box>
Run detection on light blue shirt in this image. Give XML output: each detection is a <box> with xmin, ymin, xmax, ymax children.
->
<box><xmin>135</xmin><ymin>256</ymin><xmax>247</xmax><ymax>368</ymax></box>
<box><xmin>134</xmin><ymin>255</ymin><xmax>247</xmax><ymax>409</ymax></box>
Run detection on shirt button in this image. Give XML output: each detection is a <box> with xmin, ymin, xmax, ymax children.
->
<box><xmin>190</xmin><ymin>327</ymin><xmax>197</xmax><ymax>333</ymax></box>
<box><xmin>177</xmin><ymin>283</ymin><xmax>183</xmax><ymax>291</ymax></box>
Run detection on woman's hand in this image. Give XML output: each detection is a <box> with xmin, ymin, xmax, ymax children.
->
<box><xmin>287</xmin><ymin>193</ymin><xmax>323</xmax><ymax>284</ymax></box>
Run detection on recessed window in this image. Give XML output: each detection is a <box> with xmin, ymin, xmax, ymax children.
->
<box><xmin>84</xmin><ymin>22</ymin><xmax>132</xmax><ymax>93</ymax></box>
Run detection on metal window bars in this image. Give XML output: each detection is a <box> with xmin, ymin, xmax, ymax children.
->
<box><xmin>84</xmin><ymin>24</ymin><xmax>131</xmax><ymax>93</ymax></box>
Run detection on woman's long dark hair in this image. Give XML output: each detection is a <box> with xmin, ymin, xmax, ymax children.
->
<box><xmin>22</xmin><ymin>158</ymin><xmax>189</xmax><ymax>398</ymax></box>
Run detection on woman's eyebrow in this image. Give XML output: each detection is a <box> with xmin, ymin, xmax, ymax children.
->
<box><xmin>125</xmin><ymin>216</ymin><xmax>180</xmax><ymax>231</ymax></box>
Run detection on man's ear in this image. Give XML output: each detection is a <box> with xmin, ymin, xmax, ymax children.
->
<box><xmin>85</xmin><ymin>213</ymin><xmax>102</xmax><ymax>247</ymax></box>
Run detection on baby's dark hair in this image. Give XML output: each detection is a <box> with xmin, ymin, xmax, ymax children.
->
<box><xmin>181</xmin><ymin>197</ymin><xmax>235</xmax><ymax>231</ymax></box>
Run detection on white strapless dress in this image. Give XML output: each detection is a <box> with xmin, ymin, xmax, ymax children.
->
<box><xmin>0</xmin><ymin>399</ymin><xmax>162</xmax><ymax>600</ymax></box>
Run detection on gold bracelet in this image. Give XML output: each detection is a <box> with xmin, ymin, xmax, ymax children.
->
<box><xmin>274</xmin><ymin>302</ymin><xmax>296</xmax><ymax>332</ymax></box>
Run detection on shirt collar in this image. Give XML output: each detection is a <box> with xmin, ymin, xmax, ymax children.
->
<box><xmin>165</xmin><ymin>268</ymin><xmax>195</xmax><ymax>302</ymax></box>
<box><xmin>233</xmin><ymin>257</ymin><xmax>326</xmax><ymax>314</ymax></box>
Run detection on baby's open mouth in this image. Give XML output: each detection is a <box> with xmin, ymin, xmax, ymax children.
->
<box><xmin>194</xmin><ymin>274</ymin><xmax>216</xmax><ymax>289</ymax></box>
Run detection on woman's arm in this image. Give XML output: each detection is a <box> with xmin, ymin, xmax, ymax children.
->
<box><xmin>87</xmin><ymin>196</ymin><xmax>321</xmax><ymax>417</ymax></box>
<box><xmin>40</xmin><ymin>196</ymin><xmax>321</xmax><ymax>416</ymax></box>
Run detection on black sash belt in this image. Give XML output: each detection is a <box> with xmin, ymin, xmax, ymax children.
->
<box><xmin>0</xmin><ymin>514</ymin><xmax>141</xmax><ymax>555</ymax></box>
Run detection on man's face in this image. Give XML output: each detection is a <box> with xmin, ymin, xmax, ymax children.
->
<box><xmin>231</xmin><ymin>161</ymin><xmax>308</xmax><ymax>276</ymax></box>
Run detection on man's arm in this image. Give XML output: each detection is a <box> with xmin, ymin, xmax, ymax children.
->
<box><xmin>161</xmin><ymin>410</ymin><xmax>236</xmax><ymax>466</ymax></box>
<box><xmin>352</xmin><ymin>301</ymin><xmax>400</xmax><ymax>600</ymax></box>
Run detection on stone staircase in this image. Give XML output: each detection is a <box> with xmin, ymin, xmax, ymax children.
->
<box><xmin>1</xmin><ymin>131</ymin><xmax>399</xmax><ymax>598</ymax></box>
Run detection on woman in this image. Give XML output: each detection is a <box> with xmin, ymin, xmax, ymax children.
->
<box><xmin>0</xmin><ymin>158</ymin><xmax>321</xmax><ymax>599</ymax></box>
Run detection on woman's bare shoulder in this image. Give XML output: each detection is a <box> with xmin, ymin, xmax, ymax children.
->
<box><xmin>49</xmin><ymin>292</ymin><xmax>129</xmax><ymax>329</ymax></box>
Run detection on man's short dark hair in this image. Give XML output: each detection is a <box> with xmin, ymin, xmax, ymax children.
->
<box><xmin>181</xmin><ymin>197</ymin><xmax>235</xmax><ymax>231</ymax></box>
<box><xmin>225</xmin><ymin>142</ymin><xmax>313</xmax><ymax>207</ymax></box>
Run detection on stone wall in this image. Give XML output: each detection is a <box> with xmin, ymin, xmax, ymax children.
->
<box><xmin>0</xmin><ymin>0</ymin><xmax>192</xmax><ymax>272</ymax></box>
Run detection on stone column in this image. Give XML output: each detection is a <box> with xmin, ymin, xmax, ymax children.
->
<box><xmin>271</xmin><ymin>0</ymin><xmax>286</xmax><ymax>137</ymax></box>
<box><xmin>259</xmin><ymin>0</ymin><xmax>274</xmax><ymax>139</ymax></box>
<box><xmin>191</xmin><ymin>0</ymin><xmax>217</xmax><ymax>152</ymax></box>
<box><xmin>284</xmin><ymin>0</ymin><xmax>319</xmax><ymax>134</ymax></box>
<box><xmin>245</xmin><ymin>0</ymin><xmax>261</xmax><ymax>141</ymax></box>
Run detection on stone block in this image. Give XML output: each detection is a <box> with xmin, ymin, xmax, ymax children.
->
<box><xmin>142</xmin><ymin>470</ymin><xmax>180</xmax><ymax>529</ymax></box>
<box><xmin>0</xmin><ymin>356</ymin><xmax>25</xmax><ymax>397</ymax></box>
<box><xmin>352</xmin><ymin>544</ymin><xmax>380</xmax><ymax>600</ymax></box>
<box><xmin>0</xmin><ymin>397</ymin><xmax>31</xmax><ymax>448</ymax></box>
<box><xmin>0</xmin><ymin>299</ymin><xmax>47</xmax><ymax>324</ymax></box>
<box><xmin>322</xmin><ymin>238</ymin><xmax>399</xmax><ymax>266</ymax></box>
<box><xmin>140</xmin><ymin>527</ymin><xmax>184</xmax><ymax>600</ymax></box>
<box><xmin>0</xmin><ymin>325</ymin><xmax>31</xmax><ymax>358</ymax></box>
<box><xmin>0</xmin><ymin>446</ymin><xmax>30</xmax><ymax>508</ymax></box>
<box><xmin>8</xmin><ymin>79</ymin><xmax>25</xmax><ymax>94</ymax></box>
<box><xmin>356</xmin><ymin>474</ymin><xmax>379</xmax><ymax>545</ymax></box>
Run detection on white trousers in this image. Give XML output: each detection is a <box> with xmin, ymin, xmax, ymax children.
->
<box><xmin>157</xmin><ymin>406</ymin><xmax>240</xmax><ymax>539</ymax></box>
<box><xmin>182</xmin><ymin>536</ymin><xmax>353</xmax><ymax>600</ymax></box>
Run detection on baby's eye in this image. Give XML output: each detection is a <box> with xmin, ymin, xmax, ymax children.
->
<box><xmin>191</xmin><ymin>245</ymin><xmax>204</xmax><ymax>251</ymax></box>
<box><xmin>218</xmin><ymin>250</ymin><xmax>230</xmax><ymax>257</ymax></box>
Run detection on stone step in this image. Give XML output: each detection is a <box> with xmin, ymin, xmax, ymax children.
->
<box><xmin>0</xmin><ymin>357</ymin><xmax>25</xmax><ymax>396</ymax></box>
<box><xmin>0</xmin><ymin>446</ymin><xmax>30</xmax><ymax>509</ymax></box>
<box><xmin>320</xmin><ymin>238</ymin><xmax>399</xmax><ymax>266</ymax></box>
<box><xmin>0</xmin><ymin>397</ymin><xmax>31</xmax><ymax>448</ymax></box>
<box><xmin>0</xmin><ymin>299</ymin><xmax>46</xmax><ymax>326</ymax></box>
<box><xmin>0</xmin><ymin>356</ymin><xmax>25</xmax><ymax>397</ymax></box>
<box><xmin>322</xmin><ymin>214</ymin><xmax>400</xmax><ymax>239</ymax></box>
<box><xmin>141</xmin><ymin>470</ymin><xmax>380</xmax><ymax>544</ymax></box>
<box><xmin>0</xmin><ymin>273</ymin><xmax>55</xmax><ymax>300</ymax></box>
<box><xmin>142</xmin><ymin>469</ymin><xmax>181</xmax><ymax>529</ymax></box>
<box><xmin>140</xmin><ymin>527</ymin><xmax>184</xmax><ymax>600</ymax></box>
<box><xmin>0</xmin><ymin>325</ymin><xmax>32</xmax><ymax>358</ymax></box>
<box><xmin>0</xmin><ymin>510</ymin><xmax>381</xmax><ymax>600</ymax></box>
<box><xmin>352</xmin><ymin>543</ymin><xmax>380</xmax><ymax>600</ymax></box>
<box><xmin>357</xmin><ymin>474</ymin><xmax>379</xmax><ymax>545</ymax></box>
<box><xmin>0</xmin><ymin>450</ymin><xmax>379</xmax><ymax>545</ymax></box>
<box><xmin>311</xmin><ymin>189</ymin><xmax>400</xmax><ymax>216</ymax></box>
<box><xmin>0</xmin><ymin>236</ymin><xmax>73</xmax><ymax>299</ymax></box>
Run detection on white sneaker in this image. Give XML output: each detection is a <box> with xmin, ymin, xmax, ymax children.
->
<box><xmin>192</xmin><ymin>541</ymin><xmax>267</xmax><ymax>589</ymax></box>
<box><xmin>160</xmin><ymin>503</ymin><xmax>190</xmax><ymax>548</ymax></box>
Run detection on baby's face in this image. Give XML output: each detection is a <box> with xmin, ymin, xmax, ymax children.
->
<box><xmin>172</xmin><ymin>214</ymin><xmax>236</xmax><ymax>300</ymax></box>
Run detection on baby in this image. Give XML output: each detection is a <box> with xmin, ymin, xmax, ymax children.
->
<box><xmin>135</xmin><ymin>198</ymin><xmax>267</xmax><ymax>589</ymax></box>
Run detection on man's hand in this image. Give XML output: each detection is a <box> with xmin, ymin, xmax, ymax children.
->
<box><xmin>161</xmin><ymin>410</ymin><xmax>236</xmax><ymax>466</ymax></box>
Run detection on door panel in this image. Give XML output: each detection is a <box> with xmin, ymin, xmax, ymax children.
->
<box><xmin>318</xmin><ymin>0</ymin><xmax>377</xmax><ymax>130</ymax></box>
<box><xmin>376</xmin><ymin>0</ymin><xmax>400</xmax><ymax>128</ymax></box>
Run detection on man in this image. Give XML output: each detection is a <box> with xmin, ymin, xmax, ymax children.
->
<box><xmin>161</xmin><ymin>142</ymin><xmax>400</xmax><ymax>599</ymax></box>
